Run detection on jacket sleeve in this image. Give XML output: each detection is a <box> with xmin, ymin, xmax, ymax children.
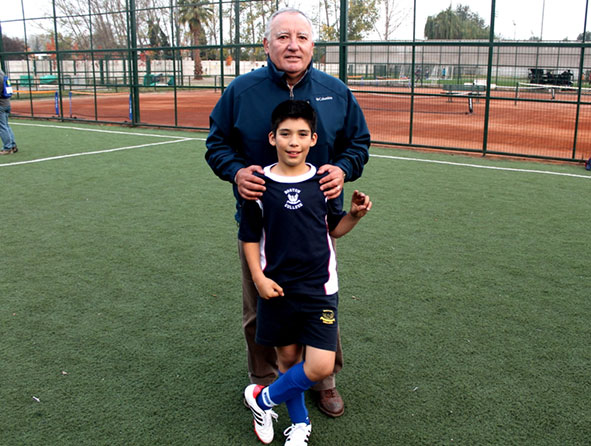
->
<box><xmin>205</xmin><ymin>87</ymin><xmax>247</xmax><ymax>183</ymax></box>
<box><xmin>331</xmin><ymin>89</ymin><xmax>370</xmax><ymax>183</ymax></box>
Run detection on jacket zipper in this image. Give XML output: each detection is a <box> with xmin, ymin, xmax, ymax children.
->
<box><xmin>286</xmin><ymin>70</ymin><xmax>307</xmax><ymax>99</ymax></box>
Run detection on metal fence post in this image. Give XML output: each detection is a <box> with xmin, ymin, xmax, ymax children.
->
<box><xmin>170</xmin><ymin>0</ymin><xmax>178</xmax><ymax>126</ymax></box>
<box><xmin>482</xmin><ymin>0</ymin><xmax>497</xmax><ymax>156</ymax></box>
<box><xmin>51</xmin><ymin>0</ymin><xmax>65</xmax><ymax>120</ymax></box>
<box><xmin>409</xmin><ymin>0</ymin><xmax>416</xmax><ymax>145</ymax></box>
<box><xmin>0</xmin><ymin>23</ymin><xmax>5</xmax><ymax>71</ymax></box>
<box><xmin>339</xmin><ymin>0</ymin><xmax>348</xmax><ymax>83</ymax></box>
<box><xmin>572</xmin><ymin>0</ymin><xmax>590</xmax><ymax>159</ymax></box>
<box><xmin>235</xmin><ymin>0</ymin><xmax>240</xmax><ymax>77</ymax></box>
<box><xmin>219</xmin><ymin>0</ymin><xmax>225</xmax><ymax>92</ymax></box>
<box><xmin>128</xmin><ymin>0</ymin><xmax>140</xmax><ymax>124</ymax></box>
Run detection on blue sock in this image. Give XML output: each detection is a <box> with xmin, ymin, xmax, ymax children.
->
<box><xmin>285</xmin><ymin>392</ymin><xmax>309</xmax><ymax>425</ymax></box>
<box><xmin>256</xmin><ymin>362</ymin><xmax>315</xmax><ymax>424</ymax></box>
<box><xmin>279</xmin><ymin>371</ymin><xmax>310</xmax><ymax>425</ymax></box>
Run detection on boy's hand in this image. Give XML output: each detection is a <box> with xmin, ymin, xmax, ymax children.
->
<box><xmin>350</xmin><ymin>190</ymin><xmax>372</xmax><ymax>218</ymax></box>
<box><xmin>254</xmin><ymin>277</ymin><xmax>285</xmax><ymax>300</ymax></box>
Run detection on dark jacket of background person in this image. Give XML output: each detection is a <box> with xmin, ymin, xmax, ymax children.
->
<box><xmin>0</xmin><ymin>68</ymin><xmax>11</xmax><ymax>109</ymax></box>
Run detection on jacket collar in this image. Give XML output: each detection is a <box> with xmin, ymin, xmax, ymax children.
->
<box><xmin>267</xmin><ymin>57</ymin><xmax>313</xmax><ymax>88</ymax></box>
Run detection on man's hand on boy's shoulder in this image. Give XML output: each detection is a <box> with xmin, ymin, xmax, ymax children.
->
<box><xmin>318</xmin><ymin>164</ymin><xmax>345</xmax><ymax>200</ymax></box>
<box><xmin>350</xmin><ymin>190</ymin><xmax>372</xmax><ymax>219</ymax></box>
<box><xmin>235</xmin><ymin>165</ymin><xmax>266</xmax><ymax>200</ymax></box>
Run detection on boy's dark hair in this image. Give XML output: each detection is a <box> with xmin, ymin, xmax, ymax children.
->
<box><xmin>271</xmin><ymin>100</ymin><xmax>317</xmax><ymax>134</ymax></box>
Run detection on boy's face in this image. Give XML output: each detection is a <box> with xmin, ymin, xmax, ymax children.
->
<box><xmin>269</xmin><ymin>117</ymin><xmax>317</xmax><ymax>170</ymax></box>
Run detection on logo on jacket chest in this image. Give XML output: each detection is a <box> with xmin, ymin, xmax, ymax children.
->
<box><xmin>284</xmin><ymin>188</ymin><xmax>303</xmax><ymax>210</ymax></box>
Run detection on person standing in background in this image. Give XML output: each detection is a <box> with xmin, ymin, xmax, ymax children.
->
<box><xmin>0</xmin><ymin>66</ymin><xmax>18</xmax><ymax>156</ymax></box>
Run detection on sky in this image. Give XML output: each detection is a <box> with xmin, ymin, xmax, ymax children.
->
<box><xmin>400</xmin><ymin>0</ymin><xmax>589</xmax><ymax>41</ymax></box>
<box><xmin>0</xmin><ymin>0</ymin><xmax>589</xmax><ymax>42</ymax></box>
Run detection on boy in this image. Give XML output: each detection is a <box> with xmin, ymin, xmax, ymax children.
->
<box><xmin>239</xmin><ymin>100</ymin><xmax>372</xmax><ymax>445</ymax></box>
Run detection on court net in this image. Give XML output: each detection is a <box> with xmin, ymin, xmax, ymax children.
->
<box><xmin>13</xmin><ymin>89</ymin><xmax>57</xmax><ymax>97</ymax></box>
<box><xmin>66</xmin><ymin>89</ymin><xmax>131</xmax><ymax>120</ymax></box>
<box><xmin>516</xmin><ymin>82</ymin><xmax>591</xmax><ymax>100</ymax></box>
<box><xmin>354</xmin><ymin>90</ymin><xmax>478</xmax><ymax>115</ymax></box>
<box><xmin>349</xmin><ymin>78</ymin><xmax>412</xmax><ymax>91</ymax></box>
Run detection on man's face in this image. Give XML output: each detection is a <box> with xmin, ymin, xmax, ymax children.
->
<box><xmin>263</xmin><ymin>12</ymin><xmax>314</xmax><ymax>84</ymax></box>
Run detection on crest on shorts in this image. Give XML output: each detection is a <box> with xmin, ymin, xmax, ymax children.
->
<box><xmin>320</xmin><ymin>310</ymin><xmax>335</xmax><ymax>325</ymax></box>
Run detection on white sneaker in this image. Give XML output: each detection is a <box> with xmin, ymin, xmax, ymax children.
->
<box><xmin>284</xmin><ymin>422</ymin><xmax>311</xmax><ymax>445</ymax></box>
<box><xmin>244</xmin><ymin>384</ymin><xmax>278</xmax><ymax>444</ymax></box>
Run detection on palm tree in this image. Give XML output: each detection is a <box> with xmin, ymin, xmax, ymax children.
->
<box><xmin>177</xmin><ymin>0</ymin><xmax>213</xmax><ymax>79</ymax></box>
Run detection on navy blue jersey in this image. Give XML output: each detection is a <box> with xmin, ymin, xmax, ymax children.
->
<box><xmin>239</xmin><ymin>164</ymin><xmax>347</xmax><ymax>296</ymax></box>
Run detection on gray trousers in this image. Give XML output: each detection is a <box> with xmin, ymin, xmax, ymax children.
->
<box><xmin>238</xmin><ymin>239</ymin><xmax>343</xmax><ymax>389</ymax></box>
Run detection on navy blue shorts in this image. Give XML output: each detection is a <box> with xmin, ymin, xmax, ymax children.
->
<box><xmin>255</xmin><ymin>292</ymin><xmax>339</xmax><ymax>352</ymax></box>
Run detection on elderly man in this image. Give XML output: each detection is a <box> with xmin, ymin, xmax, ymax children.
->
<box><xmin>205</xmin><ymin>8</ymin><xmax>370</xmax><ymax>418</ymax></box>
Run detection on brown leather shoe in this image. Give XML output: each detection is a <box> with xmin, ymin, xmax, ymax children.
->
<box><xmin>0</xmin><ymin>150</ymin><xmax>12</xmax><ymax>155</ymax></box>
<box><xmin>314</xmin><ymin>387</ymin><xmax>344</xmax><ymax>417</ymax></box>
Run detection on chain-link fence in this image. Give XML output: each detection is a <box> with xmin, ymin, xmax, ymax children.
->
<box><xmin>1</xmin><ymin>0</ymin><xmax>590</xmax><ymax>162</ymax></box>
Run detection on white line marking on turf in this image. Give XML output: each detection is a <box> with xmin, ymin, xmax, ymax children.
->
<box><xmin>6</xmin><ymin>122</ymin><xmax>588</xmax><ymax>178</ymax></box>
<box><xmin>1</xmin><ymin>139</ymin><xmax>193</xmax><ymax>167</ymax></box>
<box><xmin>2</xmin><ymin>122</ymin><xmax>207</xmax><ymax>167</ymax></box>
<box><xmin>370</xmin><ymin>154</ymin><xmax>591</xmax><ymax>179</ymax></box>
<box><xmin>12</xmin><ymin>121</ymin><xmax>207</xmax><ymax>140</ymax></box>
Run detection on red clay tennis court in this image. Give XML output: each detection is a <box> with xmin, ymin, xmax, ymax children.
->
<box><xmin>10</xmin><ymin>87</ymin><xmax>591</xmax><ymax>162</ymax></box>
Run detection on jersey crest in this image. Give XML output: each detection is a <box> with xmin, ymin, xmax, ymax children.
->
<box><xmin>284</xmin><ymin>187</ymin><xmax>303</xmax><ymax>210</ymax></box>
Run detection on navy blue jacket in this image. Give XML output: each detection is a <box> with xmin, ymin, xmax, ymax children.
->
<box><xmin>205</xmin><ymin>59</ymin><xmax>370</xmax><ymax>220</ymax></box>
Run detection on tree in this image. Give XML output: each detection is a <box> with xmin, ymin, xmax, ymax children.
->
<box><xmin>177</xmin><ymin>0</ymin><xmax>213</xmax><ymax>79</ymax></box>
<box><xmin>374</xmin><ymin>0</ymin><xmax>411</xmax><ymax>41</ymax></box>
<box><xmin>577</xmin><ymin>31</ymin><xmax>591</xmax><ymax>41</ymax></box>
<box><xmin>49</xmin><ymin>0</ymin><xmax>174</xmax><ymax>53</ymax></box>
<box><xmin>348</xmin><ymin>0</ymin><xmax>379</xmax><ymax>40</ymax></box>
<box><xmin>147</xmin><ymin>19</ymin><xmax>173</xmax><ymax>60</ymax></box>
<box><xmin>318</xmin><ymin>0</ymin><xmax>380</xmax><ymax>41</ymax></box>
<box><xmin>1</xmin><ymin>35</ymin><xmax>26</xmax><ymax>60</ymax></box>
<box><xmin>424</xmin><ymin>4</ymin><xmax>489</xmax><ymax>40</ymax></box>
<box><xmin>241</xmin><ymin>0</ymin><xmax>276</xmax><ymax>61</ymax></box>
<box><xmin>50</xmin><ymin>0</ymin><xmax>128</xmax><ymax>49</ymax></box>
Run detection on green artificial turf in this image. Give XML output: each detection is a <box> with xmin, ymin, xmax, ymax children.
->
<box><xmin>1</xmin><ymin>121</ymin><xmax>590</xmax><ymax>445</ymax></box>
